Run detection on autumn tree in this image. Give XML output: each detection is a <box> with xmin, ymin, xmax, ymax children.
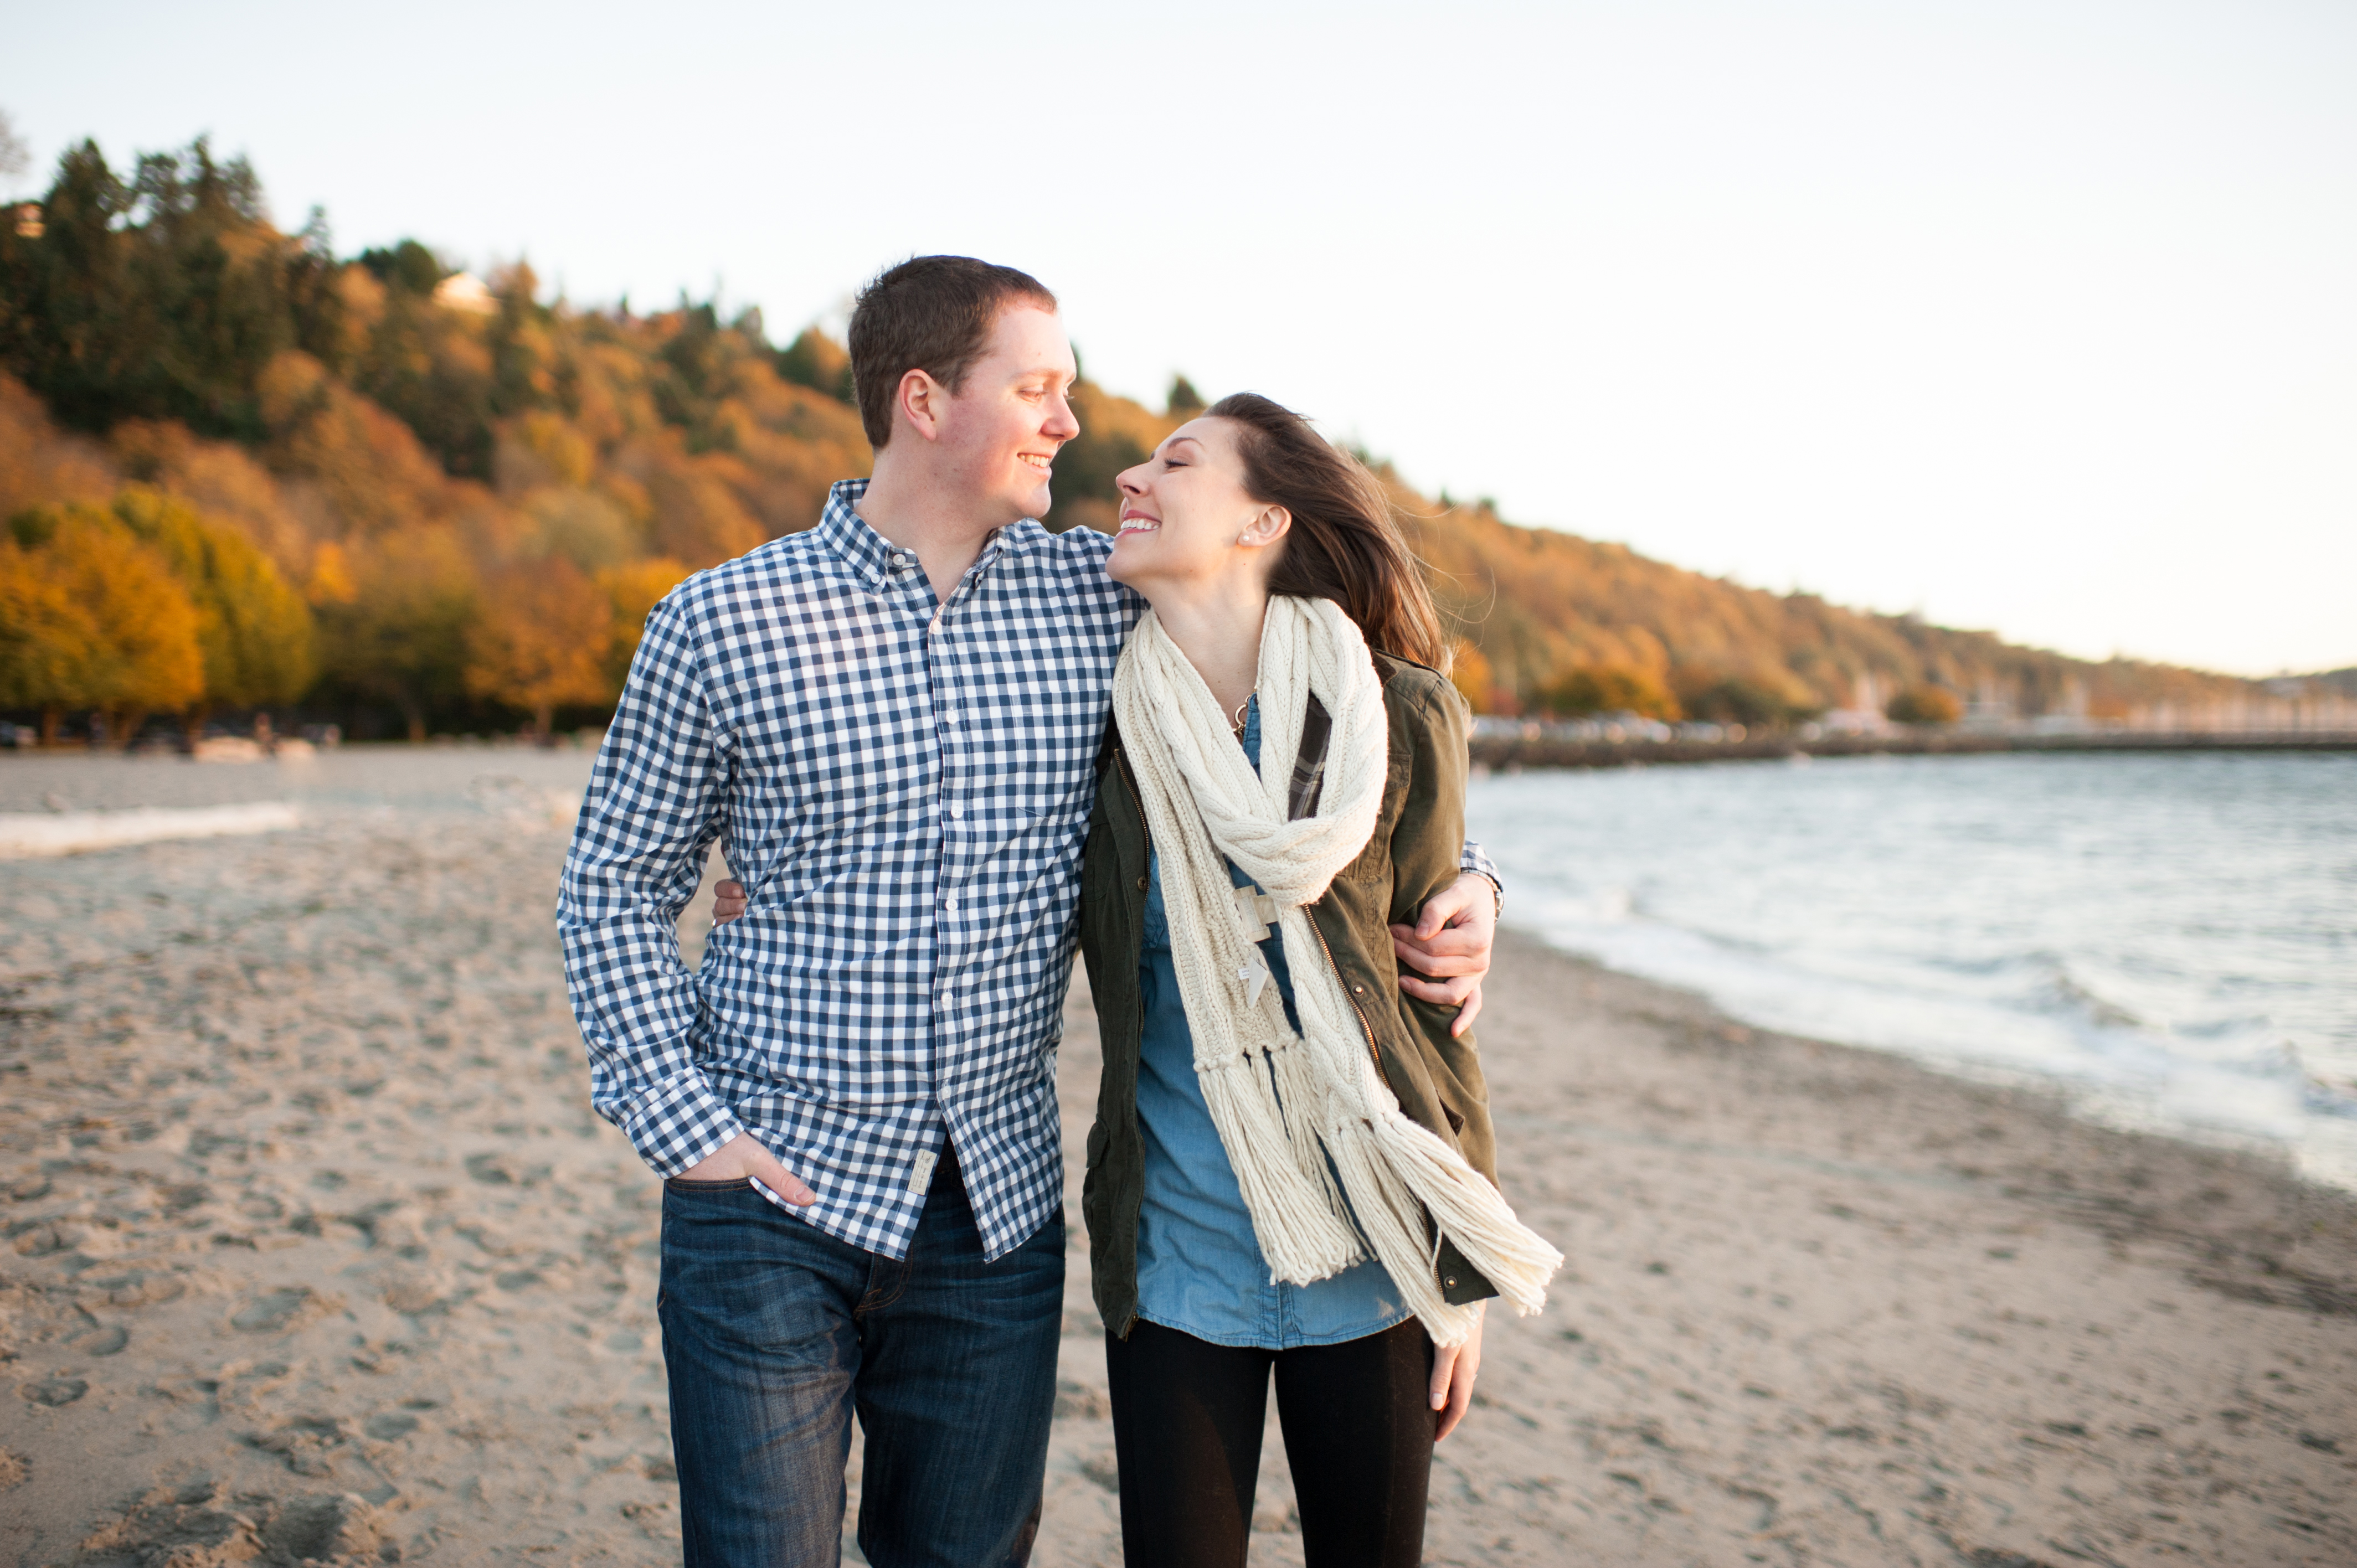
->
<box><xmin>1887</xmin><ymin>684</ymin><xmax>1963</xmax><ymax>725</ymax></box>
<box><xmin>774</xmin><ymin>326</ymin><xmax>854</xmax><ymax>405</ymax></box>
<box><xmin>1449</xmin><ymin>640</ymin><xmax>1497</xmax><ymax>715</ymax></box>
<box><xmin>0</xmin><ymin>534</ymin><xmax>100</xmax><ymax>743</ymax></box>
<box><xmin>465</xmin><ymin>556</ymin><xmax>614</xmax><ymax>739</ymax></box>
<box><xmin>2</xmin><ymin>504</ymin><xmax>202</xmax><ymax>741</ymax></box>
<box><xmin>1538</xmin><ymin>663</ymin><xmax>1682</xmax><ymax>721</ymax></box>
<box><xmin>111</xmin><ymin>486</ymin><xmax>313</xmax><ymax>729</ymax></box>
<box><xmin>595</xmin><ymin>556</ymin><xmax>691</xmax><ymax>690</ymax></box>
<box><xmin>312</xmin><ymin>528</ymin><xmax>479</xmax><ymax>741</ymax></box>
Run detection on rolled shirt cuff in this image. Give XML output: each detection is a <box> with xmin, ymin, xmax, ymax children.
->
<box><xmin>621</xmin><ymin>1070</ymin><xmax>749</xmax><ymax>1178</ymax></box>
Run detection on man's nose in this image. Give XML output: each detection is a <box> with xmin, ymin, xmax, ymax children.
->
<box><xmin>1046</xmin><ymin>394</ymin><xmax>1080</xmax><ymax>439</ymax></box>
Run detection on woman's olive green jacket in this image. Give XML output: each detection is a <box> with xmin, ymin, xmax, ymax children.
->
<box><xmin>1074</xmin><ymin>651</ymin><xmax>1499</xmax><ymax>1339</ymax></box>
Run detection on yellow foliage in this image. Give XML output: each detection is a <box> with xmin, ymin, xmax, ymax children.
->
<box><xmin>308</xmin><ymin>540</ymin><xmax>358</xmax><ymax>605</ymax></box>
<box><xmin>1540</xmin><ymin>663</ymin><xmax>1682</xmax><ymax>721</ymax></box>
<box><xmin>111</xmin><ymin>487</ymin><xmax>315</xmax><ymax>709</ymax></box>
<box><xmin>526</xmin><ymin>486</ymin><xmax>641</xmax><ymax>572</ymax></box>
<box><xmin>316</xmin><ymin>527</ymin><xmax>478</xmax><ymax>740</ymax></box>
<box><xmin>110</xmin><ymin>417</ymin><xmax>313</xmax><ymax>583</ymax></box>
<box><xmin>1449</xmin><ymin>639</ymin><xmax>1497</xmax><ymax>714</ymax></box>
<box><xmin>597</xmin><ymin>557</ymin><xmax>693</xmax><ymax>687</ymax></box>
<box><xmin>1</xmin><ymin>506</ymin><xmax>203</xmax><ymax>728</ymax></box>
<box><xmin>1886</xmin><ymin>684</ymin><xmax>1963</xmax><ymax>725</ymax></box>
<box><xmin>495</xmin><ymin>410</ymin><xmax>595</xmax><ymax>493</ymax></box>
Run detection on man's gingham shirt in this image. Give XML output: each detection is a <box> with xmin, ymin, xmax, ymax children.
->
<box><xmin>559</xmin><ymin>478</ymin><xmax>1497</xmax><ymax>1263</ymax></box>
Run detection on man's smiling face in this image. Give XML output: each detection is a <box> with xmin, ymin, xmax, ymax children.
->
<box><xmin>933</xmin><ymin>305</ymin><xmax>1080</xmax><ymax>527</ymax></box>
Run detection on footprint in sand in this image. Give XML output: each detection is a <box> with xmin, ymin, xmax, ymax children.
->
<box><xmin>230</xmin><ymin>1287</ymin><xmax>313</xmax><ymax>1333</ymax></box>
<box><xmin>21</xmin><ymin>1375</ymin><xmax>88</xmax><ymax>1406</ymax></box>
<box><xmin>70</xmin><ymin>1324</ymin><xmax>130</xmax><ymax>1356</ymax></box>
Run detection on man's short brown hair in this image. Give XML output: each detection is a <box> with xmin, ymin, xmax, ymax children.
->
<box><xmin>847</xmin><ymin>257</ymin><xmax>1059</xmax><ymax>448</ymax></box>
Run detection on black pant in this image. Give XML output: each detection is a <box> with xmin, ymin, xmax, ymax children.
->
<box><xmin>1104</xmin><ymin>1317</ymin><xmax>1435</xmax><ymax>1568</ymax></box>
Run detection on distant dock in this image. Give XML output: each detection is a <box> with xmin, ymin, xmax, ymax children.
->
<box><xmin>1468</xmin><ymin>725</ymin><xmax>2357</xmax><ymax>771</ymax></box>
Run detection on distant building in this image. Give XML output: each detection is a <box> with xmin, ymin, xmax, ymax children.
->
<box><xmin>432</xmin><ymin>272</ymin><xmax>500</xmax><ymax>316</ymax></box>
<box><xmin>12</xmin><ymin>204</ymin><xmax>41</xmax><ymax>239</ymax></box>
<box><xmin>1819</xmin><ymin>671</ymin><xmax>1892</xmax><ymax>735</ymax></box>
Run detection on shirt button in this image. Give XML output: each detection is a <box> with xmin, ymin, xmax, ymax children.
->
<box><xmin>1135</xmin><ymin>875</ymin><xmax>1148</xmax><ymax>892</ymax></box>
<box><xmin>950</xmin><ymin>803</ymin><xmax>964</xmax><ymax>819</ymax></box>
<box><xmin>944</xmin><ymin>895</ymin><xmax>959</xmax><ymax>913</ymax></box>
<box><xmin>1352</xmin><ymin>983</ymin><xmax>1366</xmax><ymax>994</ymax></box>
<box><xmin>1445</xmin><ymin>1276</ymin><xmax>1459</xmax><ymax>1289</ymax></box>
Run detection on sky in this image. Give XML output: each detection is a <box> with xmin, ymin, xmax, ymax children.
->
<box><xmin>7</xmin><ymin>0</ymin><xmax>2353</xmax><ymax>676</ymax></box>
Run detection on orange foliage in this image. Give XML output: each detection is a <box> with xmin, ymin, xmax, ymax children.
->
<box><xmin>465</xmin><ymin>558</ymin><xmax>615</xmax><ymax>736</ymax></box>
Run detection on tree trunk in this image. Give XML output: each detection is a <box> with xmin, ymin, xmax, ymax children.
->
<box><xmin>533</xmin><ymin>702</ymin><xmax>554</xmax><ymax>745</ymax></box>
<box><xmin>39</xmin><ymin>708</ymin><xmax>60</xmax><ymax>747</ymax></box>
<box><xmin>183</xmin><ymin>704</ymin><xmax>212</xmax><ymax>748</ymax></box>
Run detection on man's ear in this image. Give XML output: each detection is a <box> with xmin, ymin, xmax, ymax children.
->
<box><xmin>896</xmin><ymin>368</ymin><xmax>948</xmax><ymax>444</ymax></box>
<box><xmin>1238</xmin><ymin>505</ymin><xmax>1291</xmax><ymax>549</ymax></box>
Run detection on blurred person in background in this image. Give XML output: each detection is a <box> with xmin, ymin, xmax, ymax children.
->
<box><xmin>567</xmin><ymin>257</ymin><xmax>1502</xmax><ymax>1567</ymax></box>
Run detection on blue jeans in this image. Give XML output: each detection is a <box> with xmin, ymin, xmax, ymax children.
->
<box><xmin>657</xmin><ymin>1160</ymin><xmax>1064</xmax><ymax>1567</ymax></box>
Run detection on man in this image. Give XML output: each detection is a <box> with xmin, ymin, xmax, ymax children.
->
<box><xmin>557</xmin><ymin>257</ymin><xmax>1496</xmax><ymax>1567</ymax></box>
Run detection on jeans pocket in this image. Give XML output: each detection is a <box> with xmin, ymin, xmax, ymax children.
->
<box><xmin>663</xmin><ymin>1175</ymin><xmax>754</xmax><ymax>1194</ymax></box>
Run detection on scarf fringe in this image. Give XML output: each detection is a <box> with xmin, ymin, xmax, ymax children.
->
<box><xmin>1197</xmin><ymin>1051</ymin><xmax>1361</xmax><ymax>1281</ymax></box>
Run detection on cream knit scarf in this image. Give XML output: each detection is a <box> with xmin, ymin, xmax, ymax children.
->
<box><xmin>1111</xmin><ymin>595</ymin><xmax>1562</xmax><ymax>1345</ymax></box>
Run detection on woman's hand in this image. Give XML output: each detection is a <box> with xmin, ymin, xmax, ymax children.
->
<box><xmin>712</xmin><ymin>879</ymin><xmax>748</xmax><ymax>924</ymax></box>
<box><xmin>1393</xmin><ymin>871</ymin><xmax>1497</xmax><ymax>1036</ymax></box>
<box><xmin>1429</xmin><ymin>1302</ymin><xmax>1485</xmax><ymax>1440</ymax></box>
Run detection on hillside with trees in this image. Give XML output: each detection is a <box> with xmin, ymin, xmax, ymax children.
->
<box><xmin>0</xmin><ymin>133</ymin><xmax>2296</xmax><ymax>744</ymax></box>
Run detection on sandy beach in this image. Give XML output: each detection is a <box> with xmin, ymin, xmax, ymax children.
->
<box><xmin>3</xmin><ymin>755</ymin><xmax>2354</xmax><ymax>1566</ymax></box>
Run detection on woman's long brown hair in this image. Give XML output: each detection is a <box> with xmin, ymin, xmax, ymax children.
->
<box><xmin>1207</xmin><ymin>393</ymin><xmax>1452</xmax><ymax>674</ymax></box>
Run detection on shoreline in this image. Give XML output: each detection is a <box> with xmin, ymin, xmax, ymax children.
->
<box><xmin>3</xmin><ymin>818</ymin><xmax>2352</xmax><ymax>1565</ymax></box>
<box><xmin>1469</xmin><ymin>728</ymin><xmax>2357</xmax><ymax>771</ymax></box>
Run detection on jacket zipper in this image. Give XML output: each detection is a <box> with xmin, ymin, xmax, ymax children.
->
<box><xmin>1309</xmin><ymin>896</ymin><xmax>1396</xmax><ymax>1095</ymax></box>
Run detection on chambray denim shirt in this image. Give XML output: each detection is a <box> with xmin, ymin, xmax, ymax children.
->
<box><xmin>1134</xmin><ymin>698</ymin><xmax>1411</xmax><ymax>1348</ymax></box>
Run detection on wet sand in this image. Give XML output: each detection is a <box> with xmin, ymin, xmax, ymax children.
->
<box><xmin>3</xmin><ymin>759</ymin><xmax>2353</xmax><ymax>1565</ymax></box>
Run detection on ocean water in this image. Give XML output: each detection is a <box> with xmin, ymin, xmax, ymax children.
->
<box><xmin>1468</xmin><ymin>751</ymin><xmax>2357</xmax><ymax>1190</ymax></box>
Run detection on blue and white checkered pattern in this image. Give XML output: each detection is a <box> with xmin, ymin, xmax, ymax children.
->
<box><xmin>559</xmin><ymin>477</ymin><xmax>1498</xmax><ymax>1263</ymax></box>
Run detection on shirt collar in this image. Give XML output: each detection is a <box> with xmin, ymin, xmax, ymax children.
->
<box><xmin>814</xmin><ymin>477</ymin><xmax>1027</xmax><ymax>590</ymax></box>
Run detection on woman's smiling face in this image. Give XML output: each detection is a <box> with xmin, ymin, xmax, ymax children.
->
<box><xmin>1108</xmin><ymin>417</ymin><xmax>1283</xmax><ymax>592</ymax></box>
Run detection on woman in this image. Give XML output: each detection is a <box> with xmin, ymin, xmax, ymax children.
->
<box><xmin>710</xmin><ymin>394</ymin><xmax>1559</xmax><ymax>1562</ymax></box>
<box><xmin>1077</xmin><ymin>394</ymin><xmax>1558</xmax><ymax>1567</ymax></box>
